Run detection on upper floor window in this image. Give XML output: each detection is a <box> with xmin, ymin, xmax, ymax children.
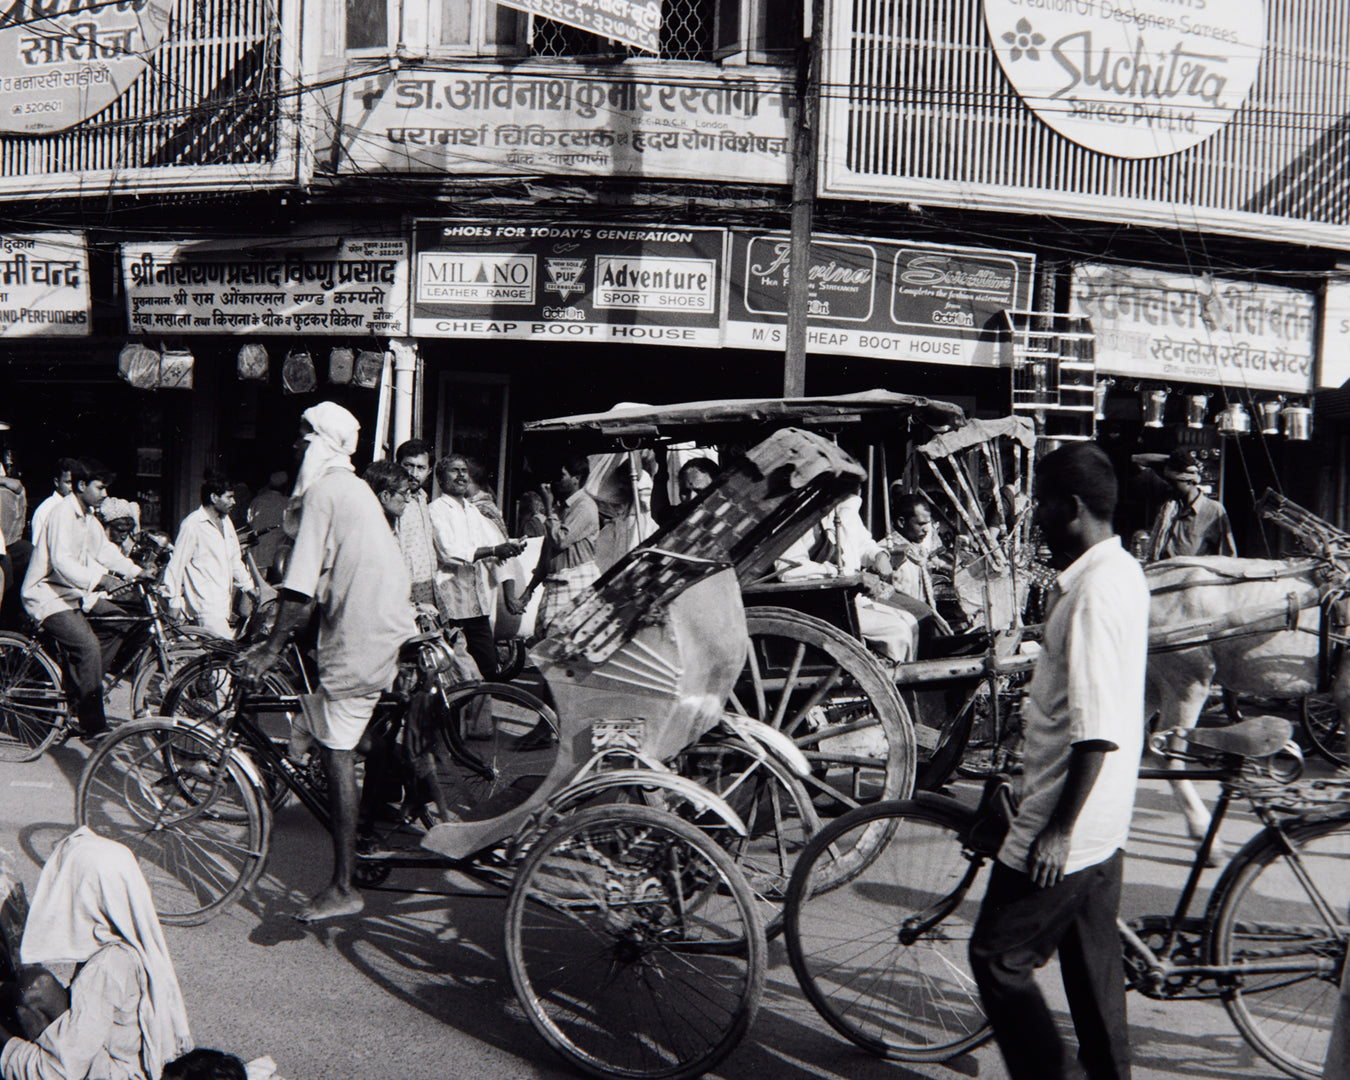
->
<box><xmin>343</xmin><ymin>0</ymin><xmax>798</xmax><ymax>63</ymax></box>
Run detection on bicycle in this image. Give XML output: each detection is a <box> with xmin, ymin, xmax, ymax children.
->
<box><xmin>783</xmin><ymin>714</ymin><xmax>1343</xmax><ymax>1080</ymax></box>
<box><xmin>0</xmin><ymin>575</ymin><xmax>226</xmax><ymax>762</ymax></box>
<box><xmin>77</xmin><ymin>635</ymin><xmax>766</xmax><ymax>1080</ymax></box>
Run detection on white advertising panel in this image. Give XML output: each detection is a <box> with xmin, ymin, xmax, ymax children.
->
<box><xmin>122</xmin><ymin>238</ymin><xmax>410</xmax><ymax>336</ymax></box>
<box><xmin>1072</xmin><ymin>263</ymin><xmax>1314</xmax><ymax>393</ymax></box>
<box><xmin>0</xmin><ymin>232</ymin><xmax>90</xmax><ymax>337</ymax></box>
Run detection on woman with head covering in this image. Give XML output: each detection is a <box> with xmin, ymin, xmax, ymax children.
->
<box><xmin>0</xmin><ymin>827</ymin><xmax>193</xmax><ymax>1080</ymax></box>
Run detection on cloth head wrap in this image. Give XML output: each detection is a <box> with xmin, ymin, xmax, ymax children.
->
<box><xmin>97</xmin><ymin>498</ymin><xmax>139</xmax><ymax>527</ymax></box>
<box><xmin>292</xmin><ymin>401</ymin><xmax>359</xmax><ymax>502</ymax></box>
<box><xmin>21</xmin><ymin>827</ymin><xmax>192</xmax><ymax>1078</ymax></box>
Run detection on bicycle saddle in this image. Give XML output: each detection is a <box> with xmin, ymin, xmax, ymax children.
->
<box><xmin>1165</xmin><ymin>715</ymin><xmax>1294</xmax><ymax>760</ymax></box>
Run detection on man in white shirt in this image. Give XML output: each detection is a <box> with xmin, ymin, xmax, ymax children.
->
<box><xmin>21</xmin><ymin>459</ymin><xmax>146</xmax><ymax>738</ymax></box>
<box><xmin>968</xmin><ymin>442</ymin><xmax>1148</xmax><ymax>1080</ymax></box>
<box><xmin>428</xmin><ymin>454</ymin><xmax>525</xmax><ymax>680</ymax></box>
<box><xmin>162</xmin><ymin>474</ymin><xmax>256</xmax><ymax>638</ymax></box>
<box><xmin>28</xmin><ymin>458</ymin><xmax>77</xmax><ymax>545</ymax></box>
<box><xmin>242</xmin><ymin>403</ymin><xmax>416</xmax><ymax>922</ymax></box>
<box><xmin>394</xmin><ymin>438</ymin><xmax>438</xmax><ymax>610</ymax></box>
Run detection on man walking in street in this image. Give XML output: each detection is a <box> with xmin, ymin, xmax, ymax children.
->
<box><xmin>163</xmin><ymin>473</ymin><xmax>256</xmax><ymax>638</ymax></box>
<box><xmin>1139</xmin><ymin>449</ymin><xmax>1236</xmax><ymax>561</ymax></box>
<box><xmin>968</xmin><ymin>442</ymin><xmax>1149</xmax><ymax>1080</ymax></box>
<box><xmin>21</xmin><ymin>459</ymin><xmax>147</xmax><ymax>738</ymax></box>
<box><xmin>242</xmin><ymin>403</ymin><xmax>415</xmax><ymax>923</ymax></box>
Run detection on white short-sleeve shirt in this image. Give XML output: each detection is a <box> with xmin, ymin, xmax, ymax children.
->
<box><xmin>999</xmin><ymin>535</ymin><xmax>1150</xmax><ymax>876</ymax></box>
<box><xmin>282</xmin><ymin>469</ymin><xmax>416</xmax><ymax>699</ymax></box>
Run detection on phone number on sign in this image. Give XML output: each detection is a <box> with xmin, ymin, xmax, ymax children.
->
<box><xmin>11</xmin><ymin>100</ymin><xmax>62</xmax><ymax>115</ymax></box>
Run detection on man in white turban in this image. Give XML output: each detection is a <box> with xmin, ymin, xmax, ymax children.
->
<box><xmin>243</xmin><ymin>402</ymin><xmax>416</xmax><ymax>922</ymax></box>
<box><xmin>0</xmin><ymin>826</ymin><xmax>193</xmax><ymax>1080</ymax></box>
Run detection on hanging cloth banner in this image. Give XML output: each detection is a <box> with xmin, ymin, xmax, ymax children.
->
<box><xmin>496</xmin><ymin>0</ymin><xmax>661</xmax><ymax>54</ymax></box>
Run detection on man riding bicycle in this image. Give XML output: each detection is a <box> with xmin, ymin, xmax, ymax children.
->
<box><xmin>20</xmin><ymin>459</ymin><xmax>148</xmax><ymax>739</ymax></box>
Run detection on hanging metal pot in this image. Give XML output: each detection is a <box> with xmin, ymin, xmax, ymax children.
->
<box><xmin>1093</xmin><ymin>378</ymin><xmax>1114</xmax><ymax>420</ymax></box>
<box><xmin>1142</xmin><ymin>388</ymin><xmax>1168</xmax><ymax>428</ymax></box>
<box><xmin>1186</xmin><ymin>394</ymin><xmax>1209</xmax><ymax>429</ymax></box>
<box><xmin>1256</xmin><ymin>397</ymin><xmax>1284</xmax><ymax>435</ymax></box>
<box><xmin>1282</xmin><ymin>403</ymin><xmax>1312</xmax><ymax>441</ymax></box>
<box><xmin>1217</xmin><ymin>402</ymin><xmax>1251</xmax><ymax>436</ymax></box>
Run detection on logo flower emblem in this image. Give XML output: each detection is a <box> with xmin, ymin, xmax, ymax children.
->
<box><xmin>1001</xmin><ymin>18</ymin><xmax>1045</xmax><ymax>61</ymax></box>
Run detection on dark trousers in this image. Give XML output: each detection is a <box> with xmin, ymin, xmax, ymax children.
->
<box><xmin>969</xmin><ymin>849</ymin><xmax>1130</xmax><ymax>1080</ymax></box>
<box><xmin>444</xmin><ymin>615</ymin><xmax>497</xmax><ymax>681</ymax></box>
<box><xmin>41</xmin><ymin>599</ymin><xmax>131</xmax><ymax>732</ymax></box>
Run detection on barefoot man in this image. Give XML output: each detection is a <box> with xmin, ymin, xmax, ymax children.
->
<box><xmin>242</xmin><ymin>402</ymin><xmax>415</xmax><ymax>922</ymax></box>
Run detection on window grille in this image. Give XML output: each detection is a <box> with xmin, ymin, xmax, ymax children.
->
<box><xmin>532</xmin><ymin>0</ymin><xmax>715</xmax><ymax>61</ymax></box>
<box><xmin>0</xmin><ymin>0</ymin><xmax>284</xmax><ymax>188</ymax></box>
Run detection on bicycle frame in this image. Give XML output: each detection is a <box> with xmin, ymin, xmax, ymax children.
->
<box><xmin>1122</xmin><ymin>764</ymin><xmax>1347</xmax><ymax>989</ymax></box>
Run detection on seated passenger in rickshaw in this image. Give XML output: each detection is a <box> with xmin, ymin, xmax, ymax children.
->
<box><xmin>774</xmin><ymin>489</ymin><xmax>943</xmax><ymax>666</ymax></box>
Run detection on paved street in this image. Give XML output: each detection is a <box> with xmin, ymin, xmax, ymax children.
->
<box><xmin>0</xmin><ymin>727</ymin><xmax>1329</xmax><ymax>1080</ymax></box>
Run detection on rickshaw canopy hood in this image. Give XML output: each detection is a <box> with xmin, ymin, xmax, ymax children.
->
<box><xmin>523</xmin><ymin>390</ymin><xmax>967</xmax><ymax>449</ymax></box>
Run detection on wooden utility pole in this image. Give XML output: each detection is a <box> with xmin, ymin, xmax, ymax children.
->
<box><xmin>784</xmin><ymin>0</ymin><xmax>826</xmax><ymax>397</ymax></box>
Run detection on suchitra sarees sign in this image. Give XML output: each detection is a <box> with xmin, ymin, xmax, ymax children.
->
<box><xmin>411</xmin><ymin>221</ymin><xmax>724</xmax><ymax>348</ymax></box>
<box><xmin>0</xmin><ymin>0</ymin><xmax>175</xmax><ymax>135</ymax></box>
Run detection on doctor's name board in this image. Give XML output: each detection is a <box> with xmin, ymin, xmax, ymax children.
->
<box><xmin>333</xmin><ymin>67</ymin><xmax>792</xmax><ymax>185</ymax></box>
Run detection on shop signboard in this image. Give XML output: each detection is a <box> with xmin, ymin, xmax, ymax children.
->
<box><xmin>0</xmin><ymin>0</ymin><xmax>175</xmax><ymax>135</ymax></box>
<box><xmin>982</xmin><ymin>0</ymin><xmax>1265</xmax><ymax>160</ymax></box>
<box><xmin>120</xmin><ymin>238</ymin><xmax>410</xmax><ymax>336</ymax></box>
<box><xmin>0</xmin><ymin>232</ymin><xmax>90</xmax><ymax>337</ymax></box>
<box><xmin>1319</xmin><ymin>280</ymin><xmax>1350</xmax><ymax>389</ymax></box>
<box><xmin>328</xmin><ymin>66</ymin><xmax>791</xmax><ymax>185</ymax></box>
<box><xmin>724</xmin><ymin>231</ymin><xmax>1034</xmax><ymax>366</ymax></box>
<box><xmin>411</xmin><ymin>220</ymin><xmax>724</xmax><ymax>347</ymax></box>
<box><xmin>495</xmin><ymin>0</ymin><xmax>661</xmax><ymax>54</ymax></box>
<box><xmin>1071</xmin><ymin>263</ymin><xmax>1315</xmax><ymax>394</ymax></box>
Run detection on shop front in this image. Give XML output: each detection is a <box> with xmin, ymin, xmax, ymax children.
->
<box><xmin>1070</xmin><ymin>262</ymin><xmax>1322</xmax><ymax>555</ymax></box>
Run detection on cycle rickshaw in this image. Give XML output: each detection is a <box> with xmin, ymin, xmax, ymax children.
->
<box><xmin>75</xmin><ymin>425</ymin><xmax>867</xmax><ymax>1080</ymax></box>
<box><xmin>524</xmin><ymin>391</ymin><xmax>1046</xmax><ymax>801</ymax></box>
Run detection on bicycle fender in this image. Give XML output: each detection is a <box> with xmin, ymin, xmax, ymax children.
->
<box><xmin>717</xmin><ymin>714</ymin><xmax>812</xmax><ymax>778</ymax></box>
<box><xmin>550</xmin><ymin>770</ymin><xmax>750</xmax><ymax>836</ymax></box>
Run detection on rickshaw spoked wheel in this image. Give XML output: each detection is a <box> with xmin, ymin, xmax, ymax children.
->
<box><xmin>732</xmin><ymin>607</ymin><xmax>915</xmax><ymax>818</ymax></box>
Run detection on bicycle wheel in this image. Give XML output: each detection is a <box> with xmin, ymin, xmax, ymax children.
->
<box><xmin>1211</xmin><ymin>815</ymin><xmax>1350</xmax><ymax>1080</ymax></box>
<box><xmin>496</xmin><ymin>637</ymin><xmax>528</xmax><ymax>682</ymax></box>
<box><xmin>0</xmin><ymin>631</ymin><xmax>67</xmax><ymax>762</ymax></box>
<box><xmin>734</xmin><ymin>608</ymin><xmax>915</xmax><ymax>817</ymax></box>
<box><xmin>158</xmin><ymin>652</ymin><xmax>299</xmax><ymax>814</ymax></box>
<box><xmin>428</xmin><ymin>680</ymin><xmax>560</xmax><ymax>823</ymax></box>
<box><xmin>129</xmin><ymin>625</ymin><xmax>230</xmax><ymax>719</ymax></box>
<box><xmin>75</xmin><ymin>720</ymin><xmax>269</xmax><ymax>926</ymax></box>
<box><xmin>505</xmin><ymin>803</ymin><xmax>765</xmax><ymax>1080</ymax></box>
<box><xmin>673</xmin><ymin>733</ymin><xmax>819</xmax><ymax>937</ymax></box>
<box><xmin>785</xmin><ymin>797</ymin><xmax>993</xmax><ymax>1061</ymax></box>
<box><xmin>1298</xmin><ymin>692</ymin><xmax>1346</xmax><ymax>767</ymax></box>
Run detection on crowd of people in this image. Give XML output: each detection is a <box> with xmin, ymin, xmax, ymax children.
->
<box><xmin>5</xmin><ymin>404</ymin><xmax>1350</xmax><ymax>1080</ymax></box>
